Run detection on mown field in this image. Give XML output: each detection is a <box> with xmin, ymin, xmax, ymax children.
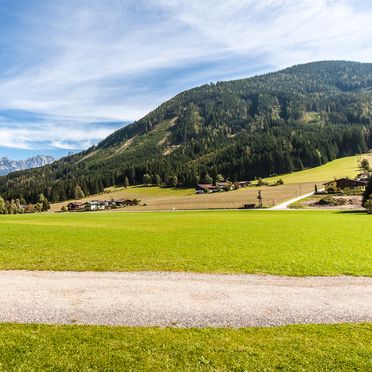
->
<box><xmin>0</xmin><ymin>210</ymin><xmax>371</xmax><ymax>275</ymax></box>
<box><xmin>0</xmin><ymin>323</ymin><xmax>370</xmax><ymax>371</ymax></box>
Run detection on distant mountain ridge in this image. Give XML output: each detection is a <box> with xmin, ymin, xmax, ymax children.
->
<box><xmin>0</xmin><ymin>61</ymin><xmax>371</xmax><ymax>203</ymax></box>
<box><xmin>0</xmin><ymin>155</ymin><xmax>55</xmax><ymax>176</ymax></box>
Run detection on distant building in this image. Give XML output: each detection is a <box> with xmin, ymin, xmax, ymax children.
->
<box><xmin>196</xmin><ymin>180</ymin><xmax>250</xmax><ymax>193</ymax></box>
<box><xmin>84</xmin><ymin>201</ymin><xmax>105</xmax><ymax>211</ymax></box>
<box><xmin>216</xmin><ymin>181</ymin><xmax>233</xmax><ymax>191</ymax></box>
<box><xmin>195</xmin><ymin>184</ymin><xmax>216</xmax><ymax>193</ymax></box>
<box><xmin>356</xmin><ymin>172</ymin><xmax>372</xmax><ymax>182</ymax></box>
<box><xmin>67</xmin><ymin>202</ymin><xmax>85</xmax><ymax>212</ymax></box>
<box><xmin>323</xmin><ymin>178</ymin><xmax>367</xmax><ymax>193</ymax></box>
<box><xmin>234</xmin><ymin>181</ymin><xmax>250</xmax><ymax>189</ymax></box>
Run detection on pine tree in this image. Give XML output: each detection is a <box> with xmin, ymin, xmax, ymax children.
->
<box><xmin>216</xmin><ymin>174</ymin><xmax>224</xmax><ymax>183</ymax></box>
<box><xmin>154</xmin><ymin>174</ymin><xmax>161</xmax><ymax>186</ymax></box>
<box><xmin>124</xmin><ymin>176</ymin><xmax>129</xmax><ymax>188</ymax></box>
<box><xmin>361</xmin><ymin>159</ymin><xmax>370</xmax><ymax>172</ymax></box>
<box><xmin>38</xmin><ymin>193</ymin><xmax>50</xmax><ymax>211</ymax></box>
<box><xmin>143</xmin><ymin>174</ymin><xmax>152</xmax><ymax>186</ymax></box>
<box><xmin>166</xmin><ymin>175</ymin><xmax>178</xmax><ymax>187</ymax></box>
<box><xmin>74</xmin><ymin>185</ymin><xmax>85</xmax><ymax>200</ymax></box>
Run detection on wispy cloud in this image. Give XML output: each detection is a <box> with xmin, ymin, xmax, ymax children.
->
<box><xmin>0</xmin><ymin>114</ymin><xmax>122</xmax><ymax>150</ymax></box>
<box><xmin>0</xmin><ymin>0</ymin><xmax>370</xmax><ymax>157</ymax></box>
<box><xmin>155</xmin><ymin>0</ymin><xmax>372</xmax><ymax>66</ymax></box>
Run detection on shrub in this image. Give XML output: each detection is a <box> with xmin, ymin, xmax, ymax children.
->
<box><xmin>365</xmin><ymin>197</ymin><xmax>372</xmax><ymax>214</ymax></box>
<box><xmin>274</xmin><ymin>179</ymin><xmax>284</xmax><ymax>186</ymax></box>
<box><xmin>316</xmin><ymin>196</ymin><xmax>346</xmax><ymax>206</ymax></box>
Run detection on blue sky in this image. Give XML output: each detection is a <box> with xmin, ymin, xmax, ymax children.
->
<box><xmin>0</xmin><ymin>0</ymin><xmax>371</xmax><ymax>159</ymax></box>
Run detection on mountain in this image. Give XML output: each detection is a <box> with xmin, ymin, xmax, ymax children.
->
<box><xmin>1</xmin><ymin>61</ymin><xmax>371</xmax><ymax>203</ymax></box>
<box><xmin>0</xmin><ymin>155</ymin><xmax>55</xmax><ymax>176</ymax></box>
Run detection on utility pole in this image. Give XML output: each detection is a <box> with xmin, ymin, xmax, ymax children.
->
<box><xmin>257</xmin><ymin>190</ymin><xmax>263</xmax><ymax>208</ymax></box>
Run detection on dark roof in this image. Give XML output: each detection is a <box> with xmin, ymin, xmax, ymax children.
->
<box><xmin>67</xmin><ymin>202</ymin><xmax>84</xmax><ymax>206</ymax></box>
<box><xmin>196</xmin><ymin>183</ymin><xmax>215</xmax><ymax>189</ymax></box>
<box><xmin>323</xmin><ymin>178</ymin><xmax>367</xmax><ymax>187</ymax></box>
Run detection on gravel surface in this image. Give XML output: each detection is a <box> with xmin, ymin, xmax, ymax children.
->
<box><xmin>0</xmin><ymin>271</ymin><xmax>371</xmax><ymax>327</ymax></box>
<box><xmin>270</xmin><ymin>191</ymin><xmax>316</xmax><ymax>209</ymax></box>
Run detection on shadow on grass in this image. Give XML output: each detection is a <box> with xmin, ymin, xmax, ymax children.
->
<box><xmin>338</xmin><ymin>210</ymin><xmax>368</xmax><ymax>215</ymax></box>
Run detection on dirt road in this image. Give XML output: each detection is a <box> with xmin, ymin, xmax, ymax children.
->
<box><xmin>1</xmin><ymin>271</ymin><xmax>370</xmax><ymax>327</ymax></box>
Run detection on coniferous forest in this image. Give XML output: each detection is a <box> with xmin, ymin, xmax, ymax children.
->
<box><xmin>1</xmin><ymin>61</ymin><xmax>371</xmax><ymax>203</ymax></box>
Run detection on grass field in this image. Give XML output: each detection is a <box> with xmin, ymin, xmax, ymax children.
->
<box><xmin>262</xmin><ymin>152</ymin><xmax>372</xmax><ymax>184</ymax></box>
<box><xmin>0</xmin><ymin>210</ymin><xmax>371</xmax><ymax>275</ymax></box>
<box><xmin>105</xmin><ymin>185</ymin><xmax>195</xmax><ymax>196</ymax></box>
<box><xmin>0</xmin><ymin>323</ymin><xmax>370</xmax><ymax>371</ymax></box>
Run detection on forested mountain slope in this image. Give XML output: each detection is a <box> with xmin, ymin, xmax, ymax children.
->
<box><xmin>1</xmin><ymin>61</ymin><xmax>371</xmax><ymax>203</ymax></box>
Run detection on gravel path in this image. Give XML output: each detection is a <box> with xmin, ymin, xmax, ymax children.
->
<box><xmin>0</xmin><ymin>271</ymin><xmax>371</xmax><ymax>327</ymax></box>
<box><xmin>270</xmin><ymin>191</ymin><xmax>315</xmax><ymax>210</ymax></box>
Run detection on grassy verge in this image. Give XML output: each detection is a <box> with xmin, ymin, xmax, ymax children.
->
<box><xmin>0</xmin><ymin>323</ymin><xmax>370</xmax><ymax>371</ymax></box>
<box><xmin>0</xmin><ymin>210</ymin><xmax>371</xmax><ymax>275</ymax></box>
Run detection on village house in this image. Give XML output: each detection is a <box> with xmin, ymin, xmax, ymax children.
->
<box><xmin>195</xmin><ymin>180</ymin><xmax>250</xmax><ymax>193</ymax></box>
<box><xmin>85</xmin><ymin>201</ymin><xmax>106</xmax><ymax>211</ymax></box>
<box><xmin>65</xmin><ymin>198</ymin><xmax>139</xmax><ymax>212</ymax></box>
<box><xmin>216</xmin><ymin>181</ymin><xmax>234</xmax><ymax>191</ymax></box>
<box><xmin>356</xmin><ymin>172</ymin><xmax>372</xmax><ymax>182</ymax></box>
<box><xmin>323</xmin><ymin>178</ymin><xmax>367</xmax><ymax>193</ymax></box>
<box><xmin>67</xmin><ymin>202</ymin><xmax>85</xmax><ymax>212</ymax></box>
<box><xmin>195</xmin><ymin>183</ymin><xmax>216</xmax><ymax>193</ymax></box>
<box><xmin>234</xmin><ymin>181</ymin><xmax>250</xmax><ymax>189</ymax></box>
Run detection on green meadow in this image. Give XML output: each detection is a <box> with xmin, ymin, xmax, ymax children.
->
<box><xmin>0</xmin><ymin>323</ymin><xmax>370</xmax><ymax>371</ymax></box>
<box><xmin>0</xmin><ymin>210</ymin><xmax>371</xmax><ymax>276</ymax></box>
<box><xmin>262</xmin><ymin>152</ymin><xmax>372</xmax><ymax>184</ymax></box>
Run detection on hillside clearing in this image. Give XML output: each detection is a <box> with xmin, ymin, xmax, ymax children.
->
<box><xmin>262</xmin><ymin>153</ymin><xmax>372</xmax><ymax>184</ymax></box>
<box><xmin>0</xmin><ymin>210</ymin><xmax>370</xmax><ymax>275</ymax></box>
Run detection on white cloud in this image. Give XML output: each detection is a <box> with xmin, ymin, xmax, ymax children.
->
<box><xmin>0</xmin><ymin>120</ymin><xmax>119</xmax><ymax>150</ymax></box>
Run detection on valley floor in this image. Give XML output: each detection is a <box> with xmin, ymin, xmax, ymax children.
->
<box><xmin>1</xmin><ymin>208</ymin><xmax>371</xmax><ymax>370</ymax></box>
<box><xmin>51</xmin><ymin>182</ymin><xmax>319</xmax><ymax>212</ymax></box>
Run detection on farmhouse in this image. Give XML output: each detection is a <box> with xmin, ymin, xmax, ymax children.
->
<box><xmin>196</xmin><ymin>184</ymin><xmax>216</xmax><ymax>193</ymax></box>
<box><xmin>85</xmin><ymin>201</ymin><xmax>106</xmax><ymax>211</ymax></box>
<box><xmin>216</xmin><ymin>181</ymin><xmax>233</xmax><ymax>191</ymax></box>
<box><xmin>195</xmin><ymin>180</ymin><xmax>250</xmax><ymax>193</ymax></box>
<box><xmin>234</xmin><ymin>181</ymin><xmax>250</xmax><ymax>189</ymax></box>
<box><xmin>356</xmin><ymin>172</ymin><xmax>372</xmax><ymax>182</ymax></box>
<box><xmin>323</xmin><ymin>178</ymin><xmax>367</xmax><ymax>193</ymax></box>
<box><xmin>67</xmin><ymin>202</ymin><xmax>85</xmax><ymax>212</ymax></box>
